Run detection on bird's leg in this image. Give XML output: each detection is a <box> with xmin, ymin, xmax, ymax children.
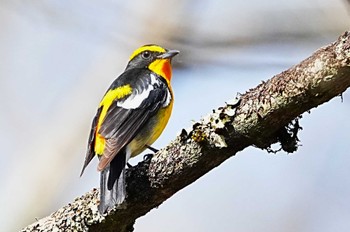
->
<box><xmin>145</xmin><ymin>145</ymin><xmax>159</xmax><ymax>153</ymax></box>
<box><xmin>143</xmin><ymin>145</ymin><xmax>159</xmax><ymax>161</ymax></box>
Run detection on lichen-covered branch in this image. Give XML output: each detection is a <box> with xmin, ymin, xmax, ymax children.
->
<box><xmin>21</xmin><ymin>31</ymin><xmax>350</xmax><ymax>232</ymax></box>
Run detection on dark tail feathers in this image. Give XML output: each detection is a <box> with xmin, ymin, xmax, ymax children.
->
<box><xmin>98</xmin><ymin>152</ymin><xmax>126</xmax><ymax>214</ymax></box>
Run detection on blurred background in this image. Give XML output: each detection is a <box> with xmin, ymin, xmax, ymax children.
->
<box><xmin>1</xmin><ymin>0</ymin><xmax>350</xmax><ymax>231</ymax></box>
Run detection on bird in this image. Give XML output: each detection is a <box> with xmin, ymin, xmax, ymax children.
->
<box><xmin>80</xmin><ymin>44</ymin><xmax>179</xmax><ymax>214</ymax></box>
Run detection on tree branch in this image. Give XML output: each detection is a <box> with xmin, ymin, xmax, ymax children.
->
<box><xmin>21</xmin><ymin>31</ymin><xmax>350</xmax><ymax>232</ymax></box>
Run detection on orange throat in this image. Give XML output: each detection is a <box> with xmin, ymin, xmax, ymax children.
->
<box><xmin>149</xmin><ymin>59</ymin><xmax>172</xmax><ymax>83</ymax></box>
<box><xmin>161</xmin><ymin>60</ymin><xmax>172</xmax><ymax>82</ymax></box>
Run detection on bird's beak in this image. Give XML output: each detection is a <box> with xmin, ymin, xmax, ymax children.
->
<box><xmin>157</xmin><ymin>50</ymin><xmax>180</xmax><ymax>59</ymax></box>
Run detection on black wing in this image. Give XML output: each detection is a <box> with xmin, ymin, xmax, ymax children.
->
<box><xmin>97</xmin><ymin>71</ymin><xmax>170</xmax><ymax>171</ymax></box>
<box><xmin>80</xmin><ymin>107</ymin><xmax>102</xmax><ymax>176</ymax></box>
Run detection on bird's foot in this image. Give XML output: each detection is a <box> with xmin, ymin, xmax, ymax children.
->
<box><xmin>143</xmin><ymin>153</ymin><xmax>154</xmax><ymax>161</ymax></box>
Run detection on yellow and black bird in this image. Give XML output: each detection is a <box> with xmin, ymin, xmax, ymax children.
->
<box><xmin>80</xmin><ymin>44</ymin><xmax>179</xmax><ymax>213</ymax></box>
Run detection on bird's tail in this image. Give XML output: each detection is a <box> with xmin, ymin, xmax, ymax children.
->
<box><xmin>98</xmin><ymin>151</ymin><xmax>126</xmax><ymax>214</ymax></box>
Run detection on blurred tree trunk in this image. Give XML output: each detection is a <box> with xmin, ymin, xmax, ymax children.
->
<box><xmin>21</xmin><ymin>31</ymin><xmax>350</xmax><ymax>232</ymax></box>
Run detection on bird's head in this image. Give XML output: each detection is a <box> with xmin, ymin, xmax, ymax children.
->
<box><xmin>126</xmin><ymin>44</ymin><xmax>179</xmax><ymax>83</ymax></box>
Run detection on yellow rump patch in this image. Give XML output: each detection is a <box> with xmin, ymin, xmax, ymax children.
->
<box><xmin>94</xmin><ymin>84</ymin><xmax>132</xmax><ymax>155</ymax></box>
<box><xmin>129</xmin><ymin>45</ymin><xmax>166</xmax><ymax>61</ymax></box>
<box><xmin>95</xmin><ymin>134</ymin><xmax>105</xmax><ymax>155</ymax></box>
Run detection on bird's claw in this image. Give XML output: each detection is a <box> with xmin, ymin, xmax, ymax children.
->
<box><xmin>143</xmin><ymin>153</ymin><xmax>154</xmax><ymax>161</ymax></box>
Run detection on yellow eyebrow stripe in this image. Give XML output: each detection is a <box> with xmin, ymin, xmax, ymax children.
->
<box><xmin>129</xmin><ymin>45</ymin><xmax>166</xmax><ymax>61</ymax></box>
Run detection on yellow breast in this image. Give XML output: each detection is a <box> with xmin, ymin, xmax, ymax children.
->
<box><xmin>128</xmin><ymin>99</ymin><xmax>173</xmax><ymax>157</ymax></box>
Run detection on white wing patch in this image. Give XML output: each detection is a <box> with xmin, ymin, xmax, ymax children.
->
<box><xmin>151</xmin><ymin>73</ymin><xmax>172</xmax><ymax>107</ymax></box>
<box><xmin>150</xmin><ymin>73</ymin><xmax>158</xmax><ymax>85</ymax></box>
<box><xmin>117</xmin><ymin>73</ymin><xmax>170</xmax><ymax>109</ymax></box>
<box><xmin>117</xmin><ymin>85</ymin><xmax>154</xmax><ymax>109</ymax></box>
<box><xmin>164</xmin><ymin>88</ymin><xmax>172</xmax><ymax>107</ymax></box>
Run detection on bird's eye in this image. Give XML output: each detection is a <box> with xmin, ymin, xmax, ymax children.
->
<box><xmin>141</xmin><ymin>51</ymin><xmax>151</xmax><ymax>60</ymax></box>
